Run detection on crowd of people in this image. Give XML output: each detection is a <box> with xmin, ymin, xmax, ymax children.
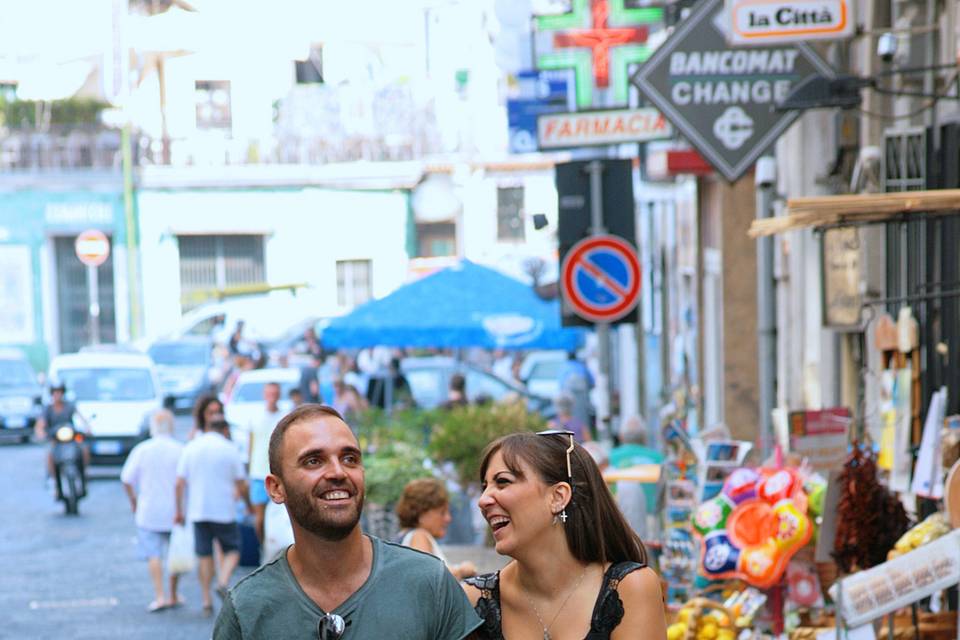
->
<box><xmin>102</xmin><ymin>320</ymin><xmax>668</xmax><ymax>636</ymax></box>
<box><xmin>112</xmin><ymin>397</ymin><xmax>666</xmax><ymax>638</ymax></box>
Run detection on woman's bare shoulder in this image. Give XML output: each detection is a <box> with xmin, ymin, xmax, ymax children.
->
<box><xmin>616</xmin><ymin>566</ymin><xmax>662</xmax><ymax>600</ymax></box>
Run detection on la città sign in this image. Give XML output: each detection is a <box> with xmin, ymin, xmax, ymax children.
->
<box><xmin>726</xmin><ymin>0</ymin><xmax>854</xmax><ymax>44</ymax></box>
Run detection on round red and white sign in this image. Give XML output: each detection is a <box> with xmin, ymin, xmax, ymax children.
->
<box><xmin>561</xmin><ymin>235</ymin><xmax>641</xmax><ymax>323</ymax></box>
<box><xmin>74</xmin><ymin>229</ymin><xmax>110</xmax><ymax>267</ymax></box>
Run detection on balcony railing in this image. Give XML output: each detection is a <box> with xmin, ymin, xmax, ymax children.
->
<box><xmin>0</xmin><ymin>125</ymin><xmax>130</xmax><ymax>171</ymax></box>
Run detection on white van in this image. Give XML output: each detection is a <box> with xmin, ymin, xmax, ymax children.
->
<box><xmin>48</xmin><ymin>352</ymin><xmax>163</xmax><ymax>464</ymax></box>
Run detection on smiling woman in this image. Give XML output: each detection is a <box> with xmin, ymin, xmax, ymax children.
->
<box><xmin>463</xmin><ymin>432</ymin><xmax>667</xmax><ymax>640</ymax></box>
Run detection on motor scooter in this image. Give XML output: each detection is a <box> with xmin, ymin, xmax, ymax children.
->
<box><xmin>51</xmin><ymin>421</ymin><xmax>87</xmax><ymax>515</ymax></box>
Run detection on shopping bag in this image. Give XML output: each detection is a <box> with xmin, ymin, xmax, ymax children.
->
<box><xmin>167</xmin><ymin>524</ymin><xmax>196</xmax><ymax>575</ymax></box>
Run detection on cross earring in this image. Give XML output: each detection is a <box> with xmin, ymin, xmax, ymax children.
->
<box><xmin>559</xmin><ymin>510</ymin><xmax>568</xmax><ymax>523</ymax></box>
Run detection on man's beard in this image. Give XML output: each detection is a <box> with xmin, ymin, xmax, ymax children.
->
<box><xmin>285</xmin><ymin>481</ymin><xmax>364</xmax><ymax>541</ymax></box>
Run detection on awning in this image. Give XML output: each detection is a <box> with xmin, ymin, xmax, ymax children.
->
<box><xmin>748</xmin><ymin>189</ymin><xmax>960</xmax><ymax>238</ymax></box>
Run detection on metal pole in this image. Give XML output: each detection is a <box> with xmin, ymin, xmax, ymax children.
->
<box><xmin>755</xmin><ymin>156</ymin><xmax>777</xmax><ymax>459</ymax></box>
<box><xmin>586</xmin><ymin>160</ymin><xmax>612</xmax><ymax>442</ymax></box>
<box><xmin>87</xmin><ymin>265</ymin><xmax>101</xmax><ymax>346</ymax></box>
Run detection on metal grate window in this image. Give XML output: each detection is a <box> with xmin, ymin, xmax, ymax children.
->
<box><xmin>882</xmin><ymin>127</ymin><xmax>926</xmax><ymax>192</ymax></box>
<box><xmin>178</xmin><ymin>235</ymin><xmax>265</xmax><ymax>308</ymax></box>
<box><xmin>336</xmin><ymin>259</ymin><xmax>372</xmax><ymax>308</ymax></box>
<box><xmin>496</xmin><ymin>186</ymin><xmax>526</xmax><ymax>242</ymax></box>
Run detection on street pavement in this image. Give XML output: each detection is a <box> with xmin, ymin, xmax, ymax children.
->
<box><xmin>0</xmin><ymin>414</ymin><xmax>504</xmax><ymax>640</ymax></box>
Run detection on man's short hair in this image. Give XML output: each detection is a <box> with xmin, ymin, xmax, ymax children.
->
<box><xmin>449</xmin><ymin>373</ymin><xmax>465</xmax><ymax>393</ymax></box>
<box><xmin>150</xmin><ymin>408</ymin><xmax>176</xmax><ymax>437</ymax></box>
<box><xmin>268</xmin><ymin>404</ymin><xmax>346</xmax><ymax>477</ymax></box>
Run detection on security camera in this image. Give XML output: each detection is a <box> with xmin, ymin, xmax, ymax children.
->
<box><xmin>755</xmin><ymin>156</ymin><xmax>776</xmax><ymax>188</ymax></box>
<box><xmin>877</xmin><ymin>32</ymin><xmax>898</xmax><ymax>63</ymax></box>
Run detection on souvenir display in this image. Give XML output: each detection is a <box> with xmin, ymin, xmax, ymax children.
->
<box><xmin>692</xmin><ymin>467</ymin><xmax>812</xmax><ymax>588</ymax></box>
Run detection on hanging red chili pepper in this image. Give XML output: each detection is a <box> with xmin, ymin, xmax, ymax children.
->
<box><xmin>832</xmin><ymin>445</ymin><xmax>910</xmax><ymax>573</ymax></box>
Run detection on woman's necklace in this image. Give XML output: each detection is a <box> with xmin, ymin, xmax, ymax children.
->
<box><xmin>522</xmin><ymin>565</ymin><xmax>590</xmax><ymax>640</ymax></box>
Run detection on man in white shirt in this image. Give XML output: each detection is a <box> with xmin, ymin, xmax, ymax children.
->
<box><xmin>246</xmin><ymin>381</ymin><xmax>284</xmax><ymax>543</ymax></box>
<box><xmin>121</xmin><ymin>409</ymin><xmax>184</xmax><ymax>612</ymax></box>
<box><xmin>175</xmin><ymin>419</ymin><xmax>251</xmax><ymax>615</ymax></box>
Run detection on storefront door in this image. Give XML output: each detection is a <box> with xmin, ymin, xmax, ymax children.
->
<box><xmin>54</xmin><ymin>236</ymin><xmax>116</xmax><ymax>353</ymax></box>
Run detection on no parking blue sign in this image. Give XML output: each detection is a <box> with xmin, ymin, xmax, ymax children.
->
<box><xmin>561</xmin><ymin>235</ymin><xmax>641</xmax><ymax>324</ymax></box>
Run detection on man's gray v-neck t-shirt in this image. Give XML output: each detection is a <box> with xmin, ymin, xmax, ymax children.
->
<box><xmin>214</xmin><ymin>535</ymin><xmax>482</xmax><ymax>639</ymax></box>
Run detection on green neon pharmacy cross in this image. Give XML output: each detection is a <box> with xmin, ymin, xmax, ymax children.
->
<box><xmin>536</xmin><ymin>0</ymin><xmax>663</xmax><ymax>108</ymax></box>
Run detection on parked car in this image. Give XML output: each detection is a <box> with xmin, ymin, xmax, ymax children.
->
<box><xmin>222</xmin><ymin>367</ymin><xmax>300</xmax><ymax>451</ymax></box>
<box><xmin>0</xmin><ymin>349</ymin><xmax>43</xmax><ymax>443</ymax></box>
<box><xmin>172</xmin><ymin>294</ymin><xmax>319</xmax><ymax>346</ymax></box>
<box><xmin>148</xmin><ymin>338</ymin><xmax>216</xmax><ymax>413</ymax></box>
<box><xmin>48</xmin><ymin>352</ymin><xmax>163</xmax><ymax>464</ymax></box>
<box><xmin>397</xmin><ymin>356</ymin><xmax>553</xmax><ymax>417</ymax></box>
<box><xmin>518</xmin><ymin>350</ymin><xmax>568</xmax><ymax>400</ymax></box>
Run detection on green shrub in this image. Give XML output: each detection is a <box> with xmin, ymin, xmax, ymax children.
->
<box><xmin>352</xmin><ymin>407</ymin><xmax>437</xmax><ymax>451</ymax></box>
<box><xmin>0</xmin><ymin>97</ymin><xmax>111</xmax><ymax>128</ymax></box>
<box><xmin>428</xmin><ymin>401</ymin><xmax>546</xmax><ymax>486</ymax></box>
<box><xmin>363</xmin><ymin>441</ymin><xmax>433</xmax><ymax>507</ymax></box>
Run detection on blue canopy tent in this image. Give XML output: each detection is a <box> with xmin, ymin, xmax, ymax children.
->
<box><xmin>322</xmin><ymin>261</ymin><xmax>585</xmax><ymax>350</ymax></box>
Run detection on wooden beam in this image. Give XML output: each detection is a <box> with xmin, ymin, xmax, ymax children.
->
<box><xmin>748</xmin><ymin>189</ymin><xmax>960</xmax><ymax>237</ymax></box>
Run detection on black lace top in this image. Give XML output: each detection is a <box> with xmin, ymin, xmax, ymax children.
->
<box><xmin>464</xmin><ymin>561</ymin><xmax>645</xmax><ymax>640</ymax></box>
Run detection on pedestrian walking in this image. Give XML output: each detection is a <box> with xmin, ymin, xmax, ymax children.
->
<box><xmin>395</xmin><ymin>477</ymin><xmax>477</xmax><ymax>580</ymax></box>
<box><xmin>610</xmin><ymin>416</ymin><xmax>663</xmax><ymax>540</ymax></box>
<box><xmin>120</xmin><ymin>409</ymin><xmax>184</xmax><ymax>612</ymax></box>
<box><xmin>441</xmin><ymin>373</ymin><xmax>469</xmax><ymax>410</ymax></box>
<box><xmin>464</xmin><ymin>430</ymin><xmax>666</xmax><ymax>639</ymax></box>
<box><xmin>549</xmin><ymin>393</ymin><xmax>592</xmax><ymax>443</ymax></box>
<box><xmin>245</xmin><ymin>381</ymin><xmax>284</xmax><ymax>543</ymax></box>
<box><xmin>557</xmin><ymin>352</ymin><xmax>594</xmax><ymax>429</ymax></box>
<box><xmin>331</xmin><ymin>377</ymin><xmax>367</xmax><ymax>423</ymax></box>
<box><xmin>188</xmin><ymin>394</ymin><xmax>224</xmax><ymax>441</ymax></box>
<box><xmin>213</xmin><ymin>404</ymin><xmax>482</xmax><ymax>639</ymax></box>
<box><xmin>175</xmin><ymin>419</ymin><xmax>251</xmax><ymax>616</ymax></box>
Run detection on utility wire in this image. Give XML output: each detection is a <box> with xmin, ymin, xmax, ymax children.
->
<box><xmin>856</xmin><ymin>71</ymin><xmax>959</xmax><ymax>120</ymax></box>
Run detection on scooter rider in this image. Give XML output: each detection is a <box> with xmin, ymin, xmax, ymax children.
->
<box><xmin>34</xmin><ymin>382</ymin><xmax>91</xmax><ymax>494</ymax></box>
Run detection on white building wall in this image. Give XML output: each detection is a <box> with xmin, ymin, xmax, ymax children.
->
<box><xmin>137</xmin><ymin>187</ymin><xmax>409</xmax><ymax>340</ymax></box>
<box><xmin>775</xmin><ymin>109</ymin><xmax>839</xmax><ymax>412</ymax></box>
<box><xmin>459</xmin><ymin>170</ymin><xmax>560</xmax><ymax>281</ymax></box>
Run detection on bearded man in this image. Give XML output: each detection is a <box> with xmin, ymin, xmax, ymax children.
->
<box><xmin>213</xmin><ymin>404</ymin><xmax>481</xmax><ymax>640</ymax></box>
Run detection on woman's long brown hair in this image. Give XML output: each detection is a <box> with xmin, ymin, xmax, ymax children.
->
<box><xmin>479</xmin><ymin>432</ymin><xmax>647</xmax><ymax>566</ymax></box>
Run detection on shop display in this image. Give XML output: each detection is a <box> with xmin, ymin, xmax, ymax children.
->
<box><xmin>832</xmin><ymin>446</ymin><xmax>909</xmax><ymax>573</ymax></box>
<box><xmin>692</xmin><ymin>467</ymin><xmax>812</xmax><ymax>588</ymax></box>
<box><xmin>887</xmin><ymin>512</ymin><xmax>952</xmax><ymax>559</ymax></box>
<box><xmin>666</xmin><ymin>598</ymin><xmax>736</xmax><ymax>640</ymax></box>
<box><xmin>666</xmin><ymin>588</ymin><xmax>768</xmax><ymax>640</ymax></box>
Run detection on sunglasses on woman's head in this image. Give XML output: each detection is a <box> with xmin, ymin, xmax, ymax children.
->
<box><xmin>536</xmin><ymin>429</ymin><xmax>576</xmax><ymax>483</ymax></box>
<box><xmin>318</xmin><ymin>613</ymin><xmax>346</xmax><ymax>640</ymax></box>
